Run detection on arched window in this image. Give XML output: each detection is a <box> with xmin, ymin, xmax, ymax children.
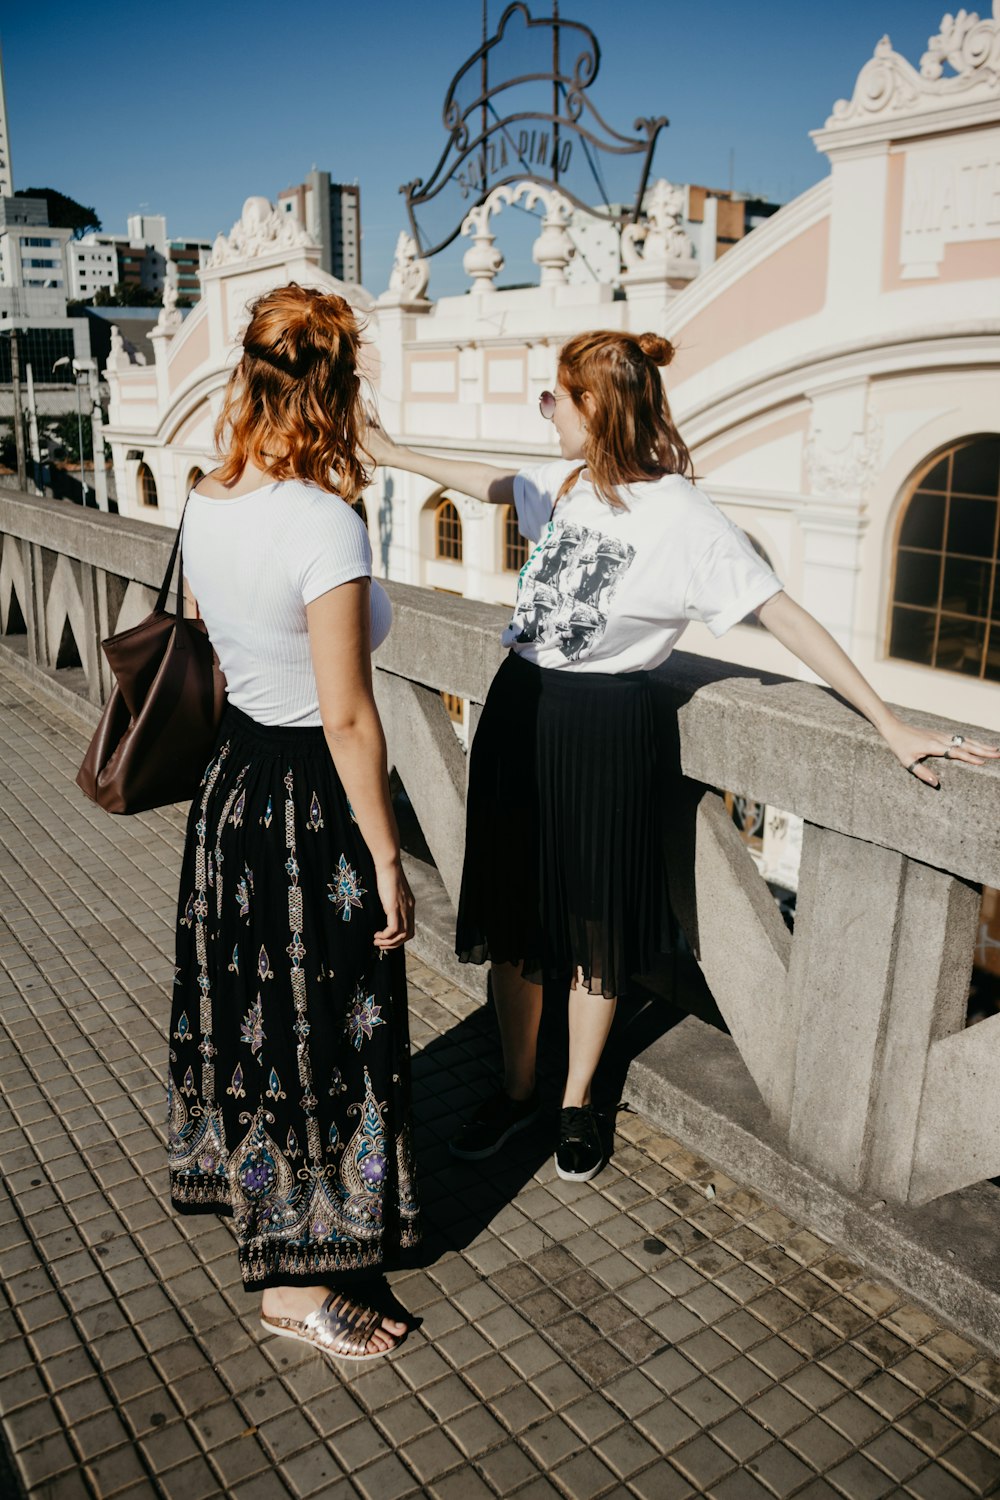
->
<box><xmin>502</xmin><ymin>505</ymin><xmax>530</xmax><ymax>573</ymax></box>
<box><xmin>186</xmin><ymin>467</ymin><xmax>205</xmax><ymax>492</ymax></box>
<box><xmin>137</xmin><ymin>463</ymin><xmax>158</xmax><ymax>508</ymax></box>
<box><xmin>739</xmin><ymin>534</ymin><xmax>775</xmax><ymax>629</ymax></box>
<box><xmin>889</xmin><ymin>436</ymin><xmax>1000</xmax><ymax>680</ymax></box>
<box><xmin>435</xmin><ymin>498</ymin><xmax>463</xmax><ymax>562</ymax></box>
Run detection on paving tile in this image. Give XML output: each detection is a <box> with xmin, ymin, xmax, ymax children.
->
<box><xmin>747</xmin><ymin>1336</ymin><xmax>803</xmax><ymax>1382</ymax></box>
<box><xmin>520</xmin><ymin>1415</ymin><xmax>583</xmax><ymax>1468</ymax></box>
<box><xmin>669</xmin><ymin>1433</ymin><xmax>736</xmax><ymax>1490</ymax></box>
<box><xmin>711</xmin><ymin>1410</ymin><xmax>774</xmax><ymax>1463</ymax></box>
<box><xmin>824</xmin><ymin>1452</ymin><xmax>898</xmax><ymax>1498</ymax></box>
<box><xmin>673</xmin><ymin>1375</ymin><xmax>739</xmax><ymax>1428</ymax></box>
<box><xmin>428</xmin><ymin>1468</ymin><xmax>494</xmax><ymax>1500</ymax></box>
<box><xmin>785</xmin><ymin>1364</ymin><xmax>843</xmax><ymax>1413</ymax></box>
<box><xmin>3</xmin><ymin>666</ymin><xmax>1000</xmax><ymax>1500</ymax></box>
<box><xmin>374</xmin><ymin>1396</ymin><xmax>435</xmax><ymax>1448</ymax></box>
<box><xmin>709</xmin><ymin>1471</ymin><xmax>773</xmax><ymax>1500</ymax></box>
<box><xmin>549</xmin><ymin>1449</ymin><xmax>617</xmax><ymax>1499</ymax></box>
<box><xmin>338</xmin><ymin>1452</ymin><xmax>413</xmax><ymax>1500</ymax></box>
<box><xmin>933</xmin><ymin>1379</ymin><xmax>995</xmax><ymax>1428</ymax></box>
<box><xmin>601</xmin><ymin>1370</ymin><xmax>661</xmax><ymax>1419</ymax></box>
<box><xmin>627</xmin><ymin>1460</ymin><xmax>696</xmax><ymax>1499</ymax></box>
<box><xmin>786</xmin><ymin>1414</ymin><xmax>854</xmax><ymax>1471</ymax></box>
<box><xmin>939</xmin><ymin>1435</ymin><xmax>1000</xmax><ymax>1494</ymax></box>
<box><xmin>882</xmin><ymin>1304</ymin><xmax>941</xmax><ymax>1346</ymax></box>
<box><xmin>905</xmin><ymin>1462</ymin><xmax>982</xmax><ymax>1499</ymax></box>
<box><xmin>476</xmin><ymin>1440</ymin><xmax>540</xmax><ymax>1494</ymax></box>
<box><xmin>747</xmin><ymin>1385</ymin><xmax>812</xmax><ymax>1439</ymax></box>
<box><xmin>745</xmin><ymin>1441</ymin><xmax>815</xmax><ymax>1497</ymax></box>
<box><xmin>530</xmin><ymin>1363</ymin><xmax>590</xmax><ymax>1413</ymax></box>
<box><xmin>444</xmin><ymin>1404</ymin><xmax>506</xmax><ymax>1459</ymax></box>
<box><xmin>856</xmin><ymin>1371</ymin><xmax>919</xmax><ymax>1420</ymax></box>
<box><xmin>710</xmin><ymin>1355</ymin><xmax>774</xmax><ymax>1404</ymax></box>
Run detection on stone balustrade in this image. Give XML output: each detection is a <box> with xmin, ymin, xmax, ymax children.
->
<box><xmin>3</xmin><ymin>486</ymin><xmax>1000</xmax><ymax>1342</ymax></box>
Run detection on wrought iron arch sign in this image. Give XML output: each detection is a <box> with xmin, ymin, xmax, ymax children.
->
<box><xmin>401</xmin><ymin>3</ymin><xmax>667</xmax><ymax>258</ymax></box>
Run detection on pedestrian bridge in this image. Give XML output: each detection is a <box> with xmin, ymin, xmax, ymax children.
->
<box><xmin>2</xmin><ymin>485</ymin><xmax>1000</xmax><ymax>1354</ymax></box>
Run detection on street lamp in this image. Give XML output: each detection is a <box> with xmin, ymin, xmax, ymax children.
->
<box><xmin>52</xmin><ymin>355</ymin><xmax>88</xmax><ymax>506</ymax></box>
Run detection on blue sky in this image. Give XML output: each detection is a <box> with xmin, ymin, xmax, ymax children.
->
<box><xmin>8</xmin><ymin>1</ymin><xmax>937</xmax><ymax>295</ymax></box>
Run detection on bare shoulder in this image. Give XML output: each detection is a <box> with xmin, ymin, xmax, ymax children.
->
<box><xmin>191</xmin><ymin>465</ymin><xmax>274</xmax><ymax>499</ymax></box>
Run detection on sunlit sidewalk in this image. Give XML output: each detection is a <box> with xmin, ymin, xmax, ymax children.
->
<box><xmin>2</xmin><ymin>652</ymin><xmax>1000</xmax><ymax>1500</ymax></box>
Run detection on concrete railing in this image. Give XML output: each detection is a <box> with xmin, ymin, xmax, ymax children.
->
<box><xmin>4</xmin><ymin>485</ymin><xmax>1000</xmax><ymax>1339</ymax></box>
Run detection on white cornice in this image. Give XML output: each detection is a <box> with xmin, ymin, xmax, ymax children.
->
<box><xmin>812</xmin><ymin>6</ymin><xmax>1000</xmax><ymax>156</ymax></box>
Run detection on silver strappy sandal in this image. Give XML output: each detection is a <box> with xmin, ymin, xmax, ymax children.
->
<box><xmin>260</xmin><ymin>1290</ymin><xmax>403</xmax><ymax>1362</ymax></box>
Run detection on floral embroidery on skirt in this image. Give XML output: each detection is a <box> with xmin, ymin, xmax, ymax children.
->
<box><xmin>168</xmin><ymin>705</ymin><xmax>420</xmax><ymax>1292</ymax></box>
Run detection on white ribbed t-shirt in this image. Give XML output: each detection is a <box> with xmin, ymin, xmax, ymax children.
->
<box><xmin>182</xmin><ymin>478</ymin><xmax>391</xmax><ymax>728</ymax></box>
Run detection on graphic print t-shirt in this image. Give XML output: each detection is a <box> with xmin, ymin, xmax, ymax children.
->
<box><xmin>503</xmin><ymin>460</ymin><xmax>784</xmax><ymax>673</ymax></box>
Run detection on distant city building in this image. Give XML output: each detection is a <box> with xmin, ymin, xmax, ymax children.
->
<box><xmin>0</xmin><ymin>43</ymin><xmax>13</xmax><ymax>199</ymax></box>
<box><xmin>67</xmin><ymin>235</ymin><xmax>118</xmax><ymax>300</ymax></box>
<box><xmin>76</xmin><ymin>214</ymin><xmax>211</xmax><ymax>305</ymax></box>
<box><xmin>0</xmin><ymin>49</ymin><xmax>90</xmax><ymax>400</ymax></box>
<box><xmin>0</xmin><ymin>196</ymin><xmax>87</xmax><ymax>380</ymax></box>
<box><xmin>278</xmin><ymin>170</ymin><xmax>361</xmax><ymax>284</ymax></box>
<box><xmin>0</xmin><ymin>196</ymin><xmax>71</xmax><ymax>298</ymax></box>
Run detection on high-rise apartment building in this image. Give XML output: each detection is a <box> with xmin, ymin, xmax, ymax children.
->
<box><xmin>278</xmin><ymin>170</ymin><xmax>361</xmax><ymax>284</ymax></box>
<box><xmin>69</xmin><ymin>214</ymin><xmax>211</xmax><ymax>305</ymax></box>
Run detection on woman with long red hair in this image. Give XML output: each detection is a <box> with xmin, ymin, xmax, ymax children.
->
<box><xmin>368</xmin><ymin>327</ymin><xmax>997</xmax><ymax>1184</ymax></box>
<box><xmin>169</xmin><ymin>283</ymin><xmax>418</xmax><ymax>1361</ymax></box>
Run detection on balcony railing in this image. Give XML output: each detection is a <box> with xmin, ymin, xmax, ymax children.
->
<box><xmin>3</xmin><ymin>486</ymin><xmax>999</xmax><ymax>1343</ymax></box>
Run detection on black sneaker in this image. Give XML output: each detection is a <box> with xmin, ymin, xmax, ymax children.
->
<box><xmin>450</xmin><ymin>1089</ymin><xmax>541</xmax><ymax>1160</ymax></box>
<box><xmin>555</xmin><ymin>1105</ymin><xmax>605</xmax><ymax>1182</ymax></box>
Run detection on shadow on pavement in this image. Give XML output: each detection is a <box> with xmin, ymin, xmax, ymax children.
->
<box><xmin>408</xmin><ymin>935</ymin><xmax>725</xmax><ymax>1266</ymax></box>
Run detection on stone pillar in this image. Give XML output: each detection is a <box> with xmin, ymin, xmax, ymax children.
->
<box><xmin>783</xmin><ymin>821</ymin><xmax>981</xmax><ymax>1200</ymax></box>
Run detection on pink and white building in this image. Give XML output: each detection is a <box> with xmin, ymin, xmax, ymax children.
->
<box><xmin>104</xmin><ymin>5</ymin><xmax>1000</xmax><ymax>755</ymax></box>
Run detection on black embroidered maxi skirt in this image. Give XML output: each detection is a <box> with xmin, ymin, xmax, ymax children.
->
<box><xmin>168</xmin><ymin>704</ymin><xmax>420</xmax><ymax>1292</ymax></box>
<box><xmin>456</xmin><ymin>651</ymin><xmax>674</xmax><ymax>998</ymax></box>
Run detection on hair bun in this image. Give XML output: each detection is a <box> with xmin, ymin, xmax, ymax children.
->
<box><xmin>637</xmin><ymin>332</ymin><xmax>675</xmax><ymax>367</ymax></box>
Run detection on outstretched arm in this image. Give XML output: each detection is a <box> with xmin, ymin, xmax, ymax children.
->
<box><xmin>755</xmin><ymin>591</ymin><xmax>999</xmax><ymax>789</ymax></box>
<box><xmin>365</xmin><ymin>422</ymin><xmax>516</xmax><ymax>506</ymax></box>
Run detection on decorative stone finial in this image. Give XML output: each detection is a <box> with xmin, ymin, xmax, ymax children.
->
<box><xmin>155</xmin><ymin>261</ymin><xmax>183</xmax><ymax>336</ymax></box>
<box><xmin>378</xmin><ymin>232</ymin><xmax>431</xmax><ymax>307</ymax></box>
<box><xmin>621</xmin><ymin>178</ymin><xmax>696</xmax><ymax>284</ymax></box>
<box><xmin>206</xmin><ymin>195</ymin><xmax>318</xmax><ymax>268</ymax></box>
<box><xmin>460</xmin><ymin>181</ymin><xmax>576</xmax><ymax>294</ymax></box>
<box><xmin>461</xmin><ymin>197</ymin><xmax>506</xmax><ymax>294</ymax></box>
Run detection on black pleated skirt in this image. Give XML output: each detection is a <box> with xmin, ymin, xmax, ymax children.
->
<box><xmin>456</xmin><ymin>651</ymin><xmax>673</xmax><ymax>998</ymax></box>
<box><xmin>168</xmin><ymin>704</ymin><xmax>420</xmax><ymax>1292</ymax></box>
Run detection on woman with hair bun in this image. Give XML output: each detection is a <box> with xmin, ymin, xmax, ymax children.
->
<box><xmin>367</xmin><ymin>327</ymin><xmax>996</xmax><ymax>1185</ymax></box>
<box><xmin>169</xmin><ymin>283</ymin><xmax>419</xmax><ymax>1361</ymax></box>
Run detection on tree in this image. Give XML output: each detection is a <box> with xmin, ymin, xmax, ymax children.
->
<box><xmin>16</xmin><ymin>188</ymin><xmax>101</xmax><ymax>239</ymax></box>
<box><xmin>48</xmin><ymin>413</ymin><xmax>94</xmax><ymax>463</ymax></box>
<box><xmin>91</xmin><ymin>284</ymin><xmax>161</xmax><ymax>309</ymax></box>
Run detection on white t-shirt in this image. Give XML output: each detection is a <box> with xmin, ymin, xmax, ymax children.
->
<box><xmin>183</xmin><ymin>478</ymin><xmax>390</xmax><ymax>727</ymax></box>
<box><xmin>503</xmin><ymin>460</ymin><xmax>784</xmax><ymax>673</ymax></box>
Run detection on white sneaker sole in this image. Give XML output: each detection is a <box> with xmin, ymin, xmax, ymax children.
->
<box><xmin>554</xmin><ymin>1154</ymin><xmax>605</xmax><ymax>1182</ymax></box>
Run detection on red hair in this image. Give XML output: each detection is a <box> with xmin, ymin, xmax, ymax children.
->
<box><xmin>557</xmin><ymin>329</ymin><xmax>694</xmax><ymax>507</ymax></box>
<box><xmin>214</xmin><ymin>282</ymin><xmax>370</xmax><ymax>503</ymax></box>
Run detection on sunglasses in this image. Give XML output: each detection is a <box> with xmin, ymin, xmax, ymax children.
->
<box><xmin>538</xmin><ymin>389</ymin><xmax>571</xmax><ymax>420</ymax></box>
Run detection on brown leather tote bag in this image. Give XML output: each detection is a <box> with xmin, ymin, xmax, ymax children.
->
<box><xmin>76</xmin><ymin>504</ymin><xmax>226</xmax><ymax>814</ymax></box>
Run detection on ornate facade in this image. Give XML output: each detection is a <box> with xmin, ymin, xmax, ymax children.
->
<box><xmin>104</xmin><ymin>6</ymin><xmax>1000</xmax><ymax>748</ymax></box>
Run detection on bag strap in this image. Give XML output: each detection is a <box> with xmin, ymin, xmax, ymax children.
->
<box><xmin>154</xmin><ymin>494</ymin><xmax>191</xmax><ymax>616</ymax></box>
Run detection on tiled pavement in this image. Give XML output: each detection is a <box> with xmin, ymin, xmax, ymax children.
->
<box><xmin>2</xmin><ymin>655</ymin><xmax>1000</xmax><ymax>1500</ymax></box>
